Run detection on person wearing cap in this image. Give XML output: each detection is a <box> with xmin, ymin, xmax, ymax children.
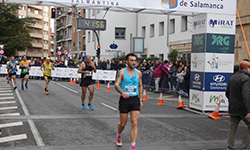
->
<box><xmin>40</xmin><ymin>57</ymin><xmax>54</xmax><ymax>94</ymax></box>
<box><xmin>226</xmin><ymin>61</ymin><xmax>250</xmax><ymax>150</ymax></box>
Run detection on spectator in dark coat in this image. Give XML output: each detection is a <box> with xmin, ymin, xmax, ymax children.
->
<box><xmin>101</xmin><ymin>59</ymin><xmax>107</xmax><ymax>70</ymax></box>
<box><xmin>226</xmin><ymin>61</ymin><xmax>250</xmax><ymax>150</ymax></box>
<box><xmin>183</xmin><ymin>61</ymin><xmax>190</xmax><ymax>95</ymax></box>
<box><xmin>111</xmin><ymin>60</ymin><xmax>117</xmax><ymax>70</ymax></box>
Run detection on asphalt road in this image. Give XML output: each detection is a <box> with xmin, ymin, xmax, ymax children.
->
<box><xmin>0</xmin><ymin>77</ymin><xmax>248</xmax><ymax>149</ymax></box>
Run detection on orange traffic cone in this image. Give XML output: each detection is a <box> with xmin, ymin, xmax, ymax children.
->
<box><xmin>96</xmin><ymin>81</ymin><xmax>101</xmax><ymax>90</ymax></box>
<box><xmin>72</xmin><ymin>78</ymin><xmax>76</xmax><ymax>84</ymax></box>
<box><xmin>142</xmin><ymin>89</ymin><xmax>148</xmax><ymax>101</ymax></box>
<box><xmin>176</xmin><ymin>95</ymin><xmax>186</xmax><ymax>109</ymax></box>
<box><xmin>106</xmin><ymin>82</ymin><xmax>111</xmax><ymax>92</ymax></box>
<box><xmin>157</xmin><ymin>93</ymin><xmax>165</xmax><ymax>105</ymax></box>
<box><xmin>208</xmin><ymin>100</ymin><xmax>221</xmax><ymax>120</ymax></box>
<box><xmin>70</xmin><ymin>76</ymin><xmax>73</xmax><ymax>83</ymax></box>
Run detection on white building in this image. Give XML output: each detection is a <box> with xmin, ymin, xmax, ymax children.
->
<box><xmin>85</xmin><ymin>10</ymin><xmax>193</xmax><ymax>61</ymax></box>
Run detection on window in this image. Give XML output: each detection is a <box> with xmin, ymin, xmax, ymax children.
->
<box><xmin>28</xmin><ymin>8</ymin><xmax>31</xmax><ymax>12</ymax></box>
<box><xmin>88</xmin><ymin>31</ymin><xmax>90</xmax><ymax>43</ymax></box>
<box><xmin>19</xmin><ymin>15</ymin><xmax>22</xmax><ymax>19</ymax></box>
<box><xmin>35</xmin><ymin>49</ymin><xmax>39</xmax><ymax>53</ymax></box>
<box><xmin>44</xmin><ymin>21</ymin><xmax>48</xmax><ymax>26</ymax></box>
<box><xmin>141</xmin><ymin>26</ymin><xmax>146</xmax><ymax>38</ymax></box>
<box><xmin>88</xmin><ymin>9</ymin><xmax>90</xmax><ymax>18</ymax></box>
<box><xmin>115</xmin><ymin>28</ymin><xmax>126</xmax><ymax>39</ymax></box>
<box><xmin>35</xmin><ymin>39</ymin><xmax>39</xmax><ymax>43</ymax></box>
<box><xmin>43</xmin><ymin>12</ymin><xmax>48</xmax><ymax>16</ymax></box>
<box><xmin>159</xmin><ymin>22</ymin><xmax>164</xmax><ymax>36</ymax></box>
<box><xmin>44</xmin><ymin>40</ymin><xmax>48</xmax><ymax>44</ymax></box>
<box><xmin>34</xmin><ymin>10</ymin><xmax>39</xmax><ymax>14</ymax></box>
<box><xmin>159</xmin><ymin>54</ymin><xmax>164</xmax><ymax>60</ymax></box>
<box><xmin>35</xmin><ymin>29</ymin><xmax>39</xmax><ymax>33</ymax></box>
<box><xmin>22</xmin><ymin>6</ymin><xmax>26</xmax><ymax>10</ymax></box>
<box><xmin>44</xmin><ymin>31</ymin><xmax>48</xmax><ymax>35</ymax></box>
<box><xmin>150</xmin><ymin>24</ymin><xmax>154</xmax><ymax>38</ymax></box>
<box><xmin>181</xmin><ymin>16</ymin><xmax>188</xmax><ymax>32</ymax></box>
<box><xmin>169</xmin><ymin>19</ymin><xmax>175</xmax><ymax>34</ymax></box>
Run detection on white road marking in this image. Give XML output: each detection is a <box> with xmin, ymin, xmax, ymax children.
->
<box><xmin>0</xmin><ymin>106</ymin><xmax>17</xmax><ymax>110</ymax></box>
<box><xmin>0</xmin><ymin>93</ymin><xmax>13</xmax><ymax>96</ymax></box>
<box><xmin>13</xmin><ymin>82</ymin><xmax>45</xmax><ymax>146</ymax></box>
<box><xmin>0</xmin><ymin>97</ymin><xmax>14</xmax><ymax>100</ymax></box>
<box><xmin>0</xmin><ymin>101</ymin><xmax>16</xmax><ymax>104</ymax></box>
<box><xmin>0</xmin><ymin>121</ymin><xmax>23</xmax><ymax>128</ymax></box>
<box><xmin>55</xmin><ymin>82</ymin><xmax>78</xmax><ymax>94</ymax></box>
<box><xmin>0</xmin><ymin>88</ymin><xmax>11</xmax><ymax>90</ymax></box>
<box><xmin>0</xmin><ymin>90</ymin><xmax>12</xmax><ymax>93</ymax></box>
<box><xmin>0</xmin><ymin>113</ymin><xmax>20</xmax><ymax>116</ymax></box>
<box><xmin>0</xmin><ymin>134</ymin><xmax>27</xmax><ymax>143</ymax></box>
<box><xmin>101</xmin><ymin>103</ymin><xmax>118</xmax><ymax>111</ymax></box>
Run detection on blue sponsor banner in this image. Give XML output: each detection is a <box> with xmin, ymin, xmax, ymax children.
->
<box><xmin>206</xmin><ymin>33</ymin><xmax>235</xmax><ymax>54</ymax></box>
<box><xmin>204</xmin><ymin>72</ymin><xmax>233</xmax><ymax>91</ymax></box>
<box><xmin>190</xmin><ymin>71</ymin><xmax>204</xmax><ymax>91</ymax></box>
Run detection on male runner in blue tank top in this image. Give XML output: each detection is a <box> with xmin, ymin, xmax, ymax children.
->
<box><xmin>114</xmin><ymin>53</ymin><xmax>143</xmax><ymax>150</ymax></box>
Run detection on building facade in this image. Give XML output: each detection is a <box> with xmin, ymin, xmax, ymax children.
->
<box><xmin>54</xmin><ymin>7</ymin><xmax>85</xmax><ymax>60</ymax></box>
<box><xmin>17</xmin><ymin>5</ymin><xmax>51</xmax><ymax>58</ymax></box>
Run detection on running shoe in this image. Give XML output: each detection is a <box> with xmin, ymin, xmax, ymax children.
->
<box><xmin>25</xmin><ymin>84</ymin><xmax>28</xmax><ymax>89</ymax></box>
<box><xmin>130</xmin><ymin>146</ymin><xmax>136</xmax><ymax>150</ymax></box>
<box><xmin>44</xmin><ymin>88</ymin><xmax>46</xmax><ymax>94</ymax></box>
<box><xmin>22</xmin><ymin>85</ymin><xmax>24</xmax><ymax>90</ymax></box>
<box><xmin>82</xmin><ymin>104</ymin><xmax>85</xmax><ymax>110</ymax></box>
<box><xmin>7</xmin><ymin>80</ymin><xmax>9</xmax><ymax>84</ymax></box>
<box><xmin>87</xmin><ymin>104</ymin><xmax>94</xmax><ymax>111</ymax></box>
<box><xmin>13</xmin><ymin>86</ymin><xmax>17</xmax><ymax>90</ymax></box>
<box><xmin>115</xmin><ymin>134</ymin><xmax>122</xmax><ymax>147</ymax></box>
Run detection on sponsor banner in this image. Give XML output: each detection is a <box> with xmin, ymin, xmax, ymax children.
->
<box><xmin>203</xmin><ymin>91</ymin><xmax>228</xmax><ymax>111</ymax></box>
<box><xmin>189</xmin><ymin>89</ymin><xmax>203</xmax><ymax>110</ymax></box>
<box><xmin>204</xmin><ymin>72</ymin><xmax>233</xmax><ymax>91</ymax></box>
<box><xmin>191</xmin><ymin>53</ymin><xmax>205</xmax><ymax>72</ymax></box>
<box><xmin>192</xmin><ymin>14</ymin><xmax>206</xmax><ymax>34</ymax></box>
<box><xmin>5</xmin><ymin>0</ymin><xmax>236</xmax><ymax>15</ymax></box>
<box><xmin>190</xmin><ymin>71</ymin><xmax>204</xmax><ymax>91</ymax></box>
<box><xmin>206</xmin><ymin>33</ymin><xmax>235</xmax><ymax>54</ymax></box>
<box><xmin>0</xmin><ymin>65</ymin><xmax>116</xmax><ymax>81</ymax></box>
<box><xmin>92</xmin><ymin>70</ymin><xmax>117</xmax><ymax>81</ymax></box>
<box><xmin>192</xmin><ymin>33</ymin><xmax>206</xmax><ymax>53</ymax></box>
<box><xmin>206</xmin><ymin>13</ymin><xmax>236</xmax><ymax>34</ymax></box>
<box><xmin>205</xmin><ymin>53</ymin><xmax>234</xmax><ymax>73</ymax></box>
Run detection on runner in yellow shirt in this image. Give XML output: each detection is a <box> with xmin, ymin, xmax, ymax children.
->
<box><xmin>40</xmin><ymin>57</ymin><xmax>54</xmax><ymax>94</ymax></box>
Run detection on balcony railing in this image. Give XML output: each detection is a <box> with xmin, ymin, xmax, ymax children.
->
<box><xmin>56</xmin><ymin>22</ymin><xmax>65</xmax><ymax>30</ymax></box>
<box><xmin>65</xmin><ymin>19</ymin><xmax>72</xmax><ymax>26</ymax></box>
<box><xmin>65</xmin><ymin>34</ymin><xmax>72</xmax><ymax>39</ymax></box>
<box><xmin>56</xmin><ymin>35</ymin><xmax>65</xmax><ymax>41</ymax></box>
<box><xmin>28</xmin><ymin>12</ymin><xmax>43</xmax><ymax>20</ymax></box>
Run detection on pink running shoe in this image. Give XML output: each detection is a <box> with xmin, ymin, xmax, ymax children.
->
<box><xmin>130</xmin><ymin>146</ymin><xmax>136</xmax><ymax>150</ymax></box>
<box><xmin>115</xmin><ymin>134</ymin><xmax>122</xmax><ymax>147</ymax></box>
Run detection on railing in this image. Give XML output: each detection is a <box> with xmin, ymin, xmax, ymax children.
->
<box><xmin>56</xmin><ymin>35</ymin><xmax>65</xmax><ymax>41</ymax></box>
<box><xmin>56</xmin><ymin>22</ymin><xmax>65</xmax><ymax>30</ymax></box>
<box><xmin>65</xmin><ymin>34</ymin><xmax>72</xmax><ymax>39</ymax></box>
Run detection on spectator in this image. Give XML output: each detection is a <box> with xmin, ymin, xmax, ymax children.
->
<box><xmin>234</xmin><ymin>65</ymin><xmax>239</xmax><ymax>74</ymax></box>
<box><xmin>101</xmin><ymin>59</ymin><xmax>107</xmax><ymax>70</ymax></box>
<box><xmin>35</xmin><ymin>59</ymin><xmax>40</xmax><ymax>66</ymax></box>
<box><xmin>30</xmin><ymin>58</ymin><xmax>35</xmax><ymax>66</ymax></box>
<box><xmin>226</xmin><ymin>61</ymin><xmax>250</xmax><ymax>150</ymax></box>
<box><xmin>153</xmin><ymin>60</ymin><xmax>169</xmax><ymax>93</ymax></box>
<box><xmin>65</xmin><ymin>58</ymin><xmax>69</xmax><ymax>67</ymax></box>
<box><xmin>111</xmin><ymin>59</ymin><xmax>117</xmax><ymax>70</ymax></box>
<box><xmin>183</xmin><ymin>61</ymin><xmax>190</xmax><ymax>95</ymax></box>
<box><xmin>97</xmin><ymin>59</ymin><xmax>102</xmax><ymax>69</ymax></box>
<box><xmin>106</xmin><ymin>59</ymin><xmax>111</xmax><ymax>70</ymax></box>
<box><xmin>117</xmin><ymin>61</ymin><xmax>125</xmax><ymax>70</ymax></box>
<box><xmin>68</xmin><ymin>59</ymin><xmax>75</xmax><ymax>68</ymax></box>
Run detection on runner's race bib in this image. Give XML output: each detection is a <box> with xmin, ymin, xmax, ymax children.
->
<box><xmin>46</xmin><ymin>68</ymin><xmax>50</xmax><ymax>71</ymax></box>
<box><xmin>23</xmin><ymin>69</ymin><xmax>28</xmax><ymax>72</ymax></box>
<box><xmin>125</xmin><ymin>86</ymin><xmax>137</xmax><ymax>95</ymax></box>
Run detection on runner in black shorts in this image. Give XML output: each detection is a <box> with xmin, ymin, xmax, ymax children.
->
<box><xmin>114</xmin><ymin>53</ymin><xmax>143</xmax><ymax>150</ymax></box>
<box><xmin>77</xmin><ymin>55</ymin><xmax>96</xmax><ymax>110</ymax></box>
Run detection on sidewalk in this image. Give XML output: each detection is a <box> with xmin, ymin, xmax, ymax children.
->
<box><xmin>1</xmin><ymin>140</ymin><xmax>241</xmax><ymax>150</ymax></box>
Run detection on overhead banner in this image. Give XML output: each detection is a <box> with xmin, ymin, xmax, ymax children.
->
<box><xmin>4</xmin><ymin>0</ymin><xmax>236</xmax><ymax>15</ymax></box>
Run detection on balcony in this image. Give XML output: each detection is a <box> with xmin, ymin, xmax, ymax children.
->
<box><xmin>28</xmin><ymin>12</ymin><xmax>43</xmax><ymax>20</ymax></box>
<box><xmin>56</xmin><ymin>22</ymin><xmax>65</xmax><ymax>30</ymax></box>
<box><xmin>31</xmin><ymin>43</ymin><xmax>43</xmax><ymax>48</ymax></box>
<box><xmin>27</xmin><ymin>23</ymin><xmax>43</xmax><ymax>29</ymax></box>
<box><xmin>43</xmin><ymin>44</ymin><xmax>49</xmax><ymax>50</ymax></box>
<box><xmin>43</xmin><ymin>35</ymin><xmax>49</xmax><ymax>40</ymax></box>
<box><xmin>43</xmin><ymin>25</ymin><xmax>49</xmax><ymax>31</ymax></box>
<box><xmin>27</xmin><ymin>52</ymin><xmax>42</xmax><ymax>57</ymax></box>
<box><xmin>56</xmin><ymin>35</ymin><xmax>65</xmax><ymax>42</ymax></box>
<box><xmin>30</xmin><ymin>33</ymin><xmax>43</xmax><ymax>39</ymax></box>
<box><xmin>65</xmin><ymin>34</ymin><xmax>72</xmax><ymax>40</ymax></box>
<box><xmin>28</xmin><ymin>5</ymin><xmax>43</xmax><ymax>10</ymax></box>
<box><xmin>65</xmin><ymin>19</ymin><xmax>72</xmax><ymax>27</ymax></box>
<box><xmin>83</xmin><ymin>45</ymin><xmax>86</xmax><ymax>51</ymax></box>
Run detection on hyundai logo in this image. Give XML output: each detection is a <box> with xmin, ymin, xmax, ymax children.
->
<box><xmin>194</xmin><ymin>74</ymin><xmax>200</xmax><ymax>81</ymax></box>
<box><xmin>213</xmin><ymin>75</ymin><xmax>225</xmax><ymax>82</ymax></box>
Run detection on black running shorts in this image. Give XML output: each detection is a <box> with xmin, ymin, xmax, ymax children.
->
<box><xmin>119</xmin><ymin>96</ymin><xmax>140</xmax><ymax>114</ymax></box>
<box><xmin>20</xmin><ymin>73</ymin><xmax>29</xmax><ymax>78</ymax></box>
<box><xmin>9</xmin><ymin>72</ymin><xmax>16</xmax><ymax>77</ymax></box>
<box><xmin>44</xmin><ymin>75</ymin><xmax>52</xmax><ymax>80</ymax></box>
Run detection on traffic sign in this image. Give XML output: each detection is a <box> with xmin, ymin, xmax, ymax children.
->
<box><xmin>57</xmin><ymin>50</ymin><xmax>62</xmax><ymax>56</ymax></box>
<box><xmin>63</xmin><ymin>49</ymin><xmax>69</xmax><ymax>55</ymax></box>
<box><xmin>0</xmin><ymin>49</ymin><xmax>5</xmax><ymax>55</ymax></box>
<box><xmin>57</xmin><ymin>46</ymin><xmax>62</xmax><ymax>51</ymax></box>
<box><xmin>77</xmin><ymin>19</ymin><xmax>106</xmax><ymax>30</ymax></box>
<box><xmin>0</xmin><ymin>45</ymin><xmax>4</xmax><ymax>50</ymax></box>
